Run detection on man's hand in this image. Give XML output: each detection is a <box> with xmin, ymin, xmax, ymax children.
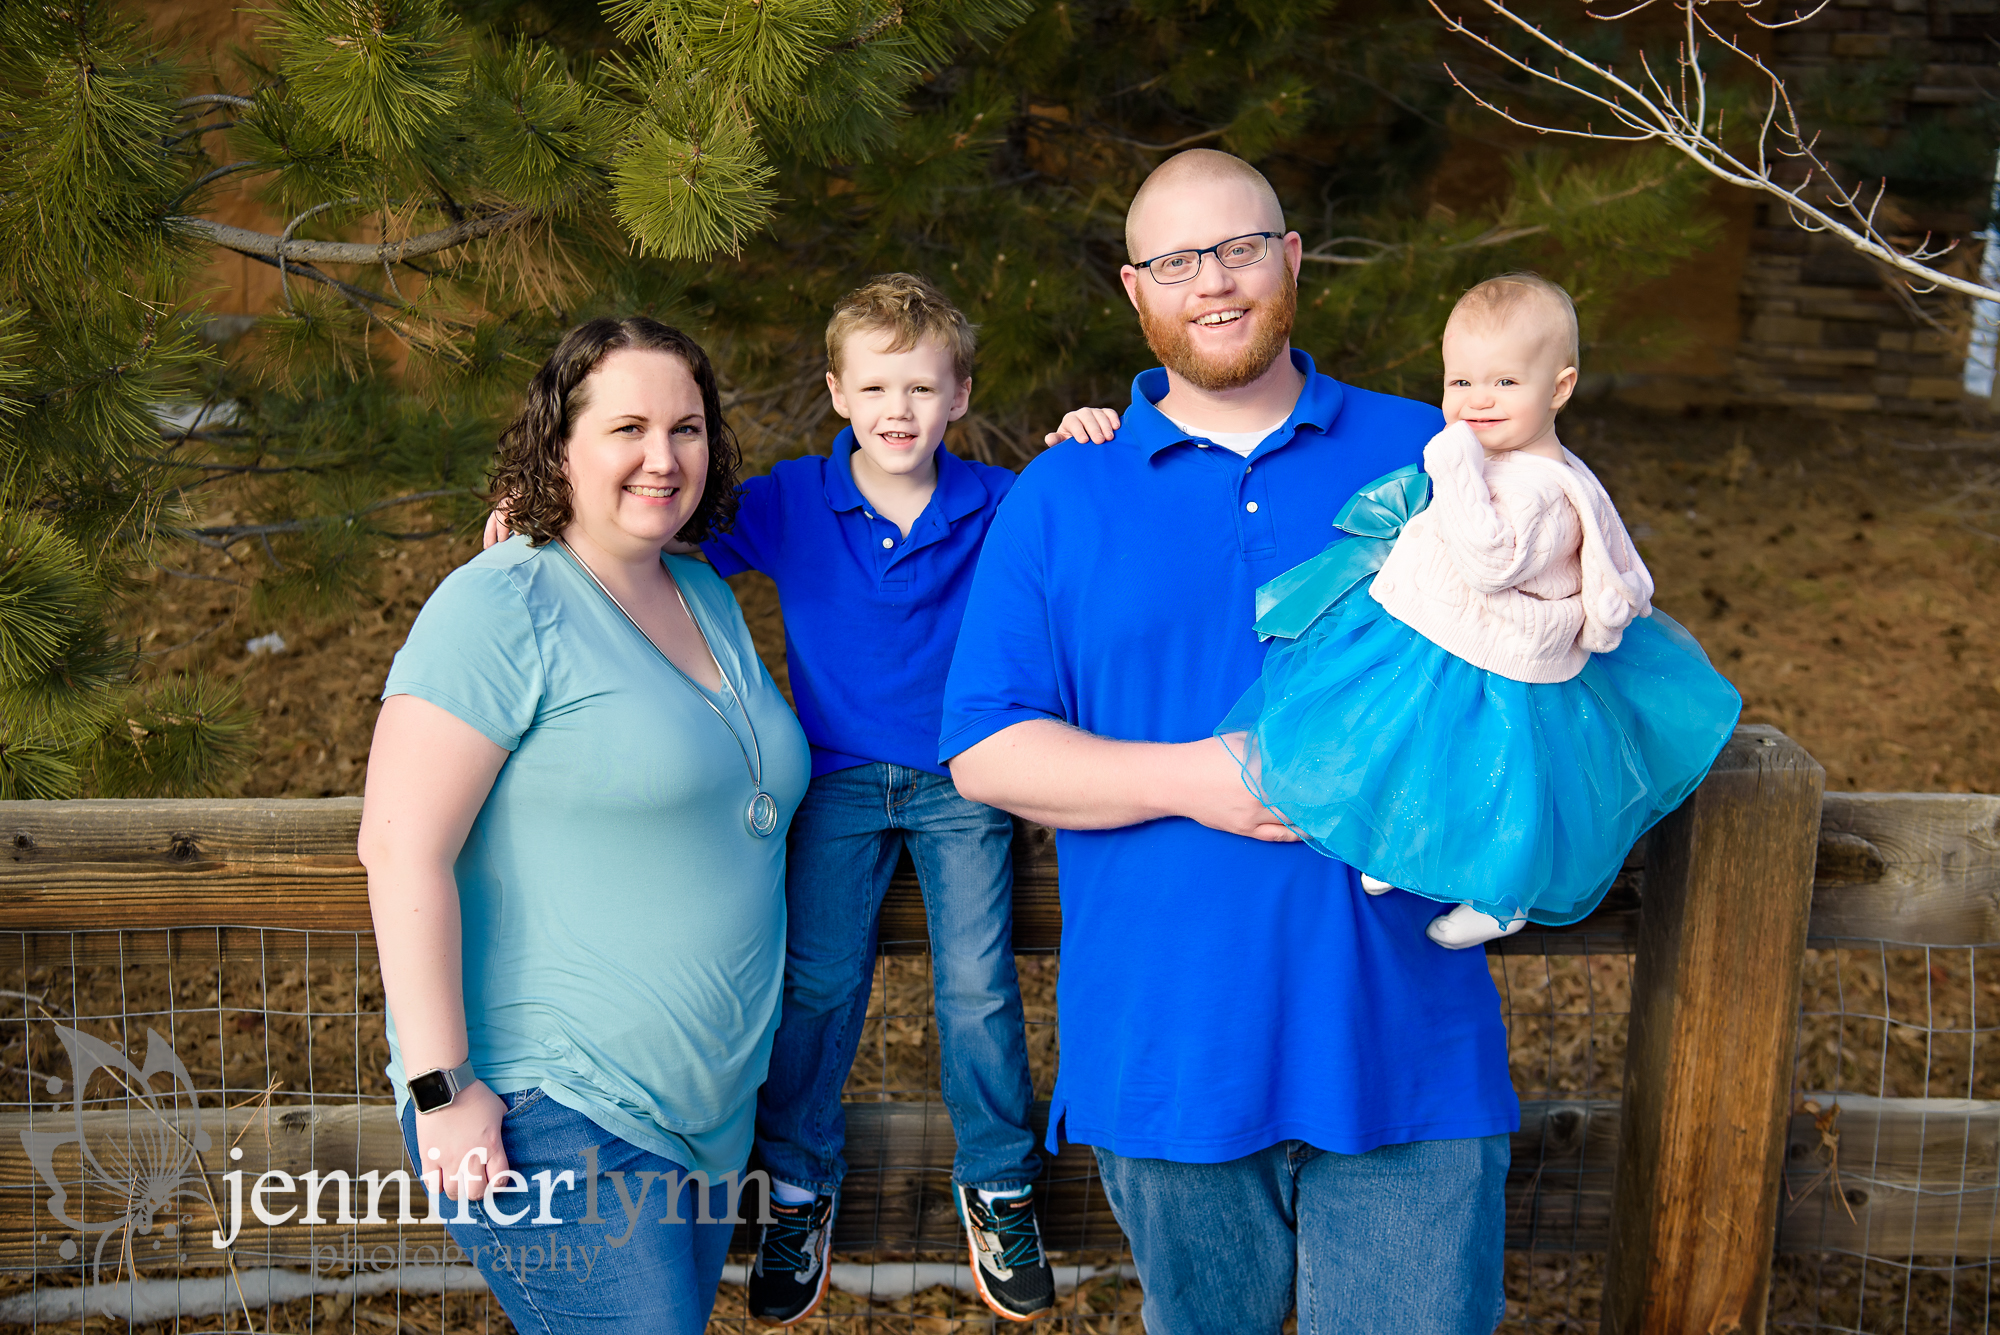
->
<box><xmin>950</xmin><ymin>720</ymin><xmax>1299</xmax><ymax>839</ymax></box>
<box><xmin>1044</xmin><ymin>406</ymin><xmax>1123</xmax><ymax>446</ymax></box>
<box><xmin>1189</xmin><ymin>734</ymin><xmax>1297</xmax><ymax>842</ymax></box>
<box><xmin>410</xmin><ymin>1080</ymin><xmax>509</xmax><ymax>1201</ymax></box>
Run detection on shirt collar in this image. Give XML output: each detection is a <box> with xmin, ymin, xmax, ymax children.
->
<box><xmin>822</xmin><ymin>426</ymin><xmax>987</xmax><ymax>525</ymax></box>
<box><xmin>1120</xmin><ymin>349</ymin><xmax>1345</xmax><ymax>459</ymax></box>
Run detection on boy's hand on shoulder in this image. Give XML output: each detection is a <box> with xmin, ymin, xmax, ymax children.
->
<box><xmin>1043</xmin><ymin>406</ymin><xmax>1122</xmax><ymax>447</ymax></box>
<box><xmin>480</xmin><ymin>504</ymin><xmax>512</xmax><ymax>550</ymax></box>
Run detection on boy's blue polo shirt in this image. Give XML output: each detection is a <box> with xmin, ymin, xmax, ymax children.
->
<box><xmin>706</xmin><ymin>427</ymin><xmax>1014</xmax><ymax>779</ymax></box>
<box><xmin>940</xmin><ymin>351</ymin><xmax>1519</xmax><ymax>1163</ymax></box>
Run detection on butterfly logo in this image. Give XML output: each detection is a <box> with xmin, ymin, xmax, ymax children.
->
<box><xmin>20</xmin><ymin>1026</ymin><xmax>213</xmax><ymax>1283</ymax></box>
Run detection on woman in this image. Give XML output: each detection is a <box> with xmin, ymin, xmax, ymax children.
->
<box><xmin>358</xmin><ymin>318</ymin><xmax>810</xmax><ymax>1331</ymax></box>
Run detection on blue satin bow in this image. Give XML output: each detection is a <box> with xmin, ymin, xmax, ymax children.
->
<box><xmin>1253</xmin><ymin>463</ymin><xmax>1431</xmax><ymax>641</ymax></box>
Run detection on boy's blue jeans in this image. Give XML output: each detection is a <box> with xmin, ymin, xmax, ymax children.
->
<box><xmin>755</xmin><ymin>762</ymin><xmax>1041</xmax><ymax>1195</ymax></box>
<box><xmin>1094</xmin><ymin>1134</ymin><xmax>1510</xmax><ymax>1334</ymax></box>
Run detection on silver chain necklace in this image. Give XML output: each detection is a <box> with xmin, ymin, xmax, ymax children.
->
<box><xmin>556</xmin><ymin>540</ymin><xmax>779</xmax><ymax>838</ymax></box>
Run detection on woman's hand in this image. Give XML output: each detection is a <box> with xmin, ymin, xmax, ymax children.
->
<box><xmin>409</xmin><ymin>1081</ymin><xmax>510</xmax><ymax>1201</ymax></box>
<box><xmin>1043</xmin><ymin>406</ymin><xmax>1122</xmax><ymax>446</ymax></box>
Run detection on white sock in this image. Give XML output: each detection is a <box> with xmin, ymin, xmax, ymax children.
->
<box><xmin>976</xmin><ymin>1185</ymin><xmax>1029</xmax><ymax>1206</ymax></box>
<box><xmin>770</xmin><ymin>1178</ymin><xmax>817</xmax><ymax>1206</ymax></box>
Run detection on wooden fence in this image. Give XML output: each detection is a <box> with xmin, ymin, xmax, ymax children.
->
<box><xmin>2</xmin><ymin>723</ymin><xmax>1998</xmax><ymax>1333</ymax></box>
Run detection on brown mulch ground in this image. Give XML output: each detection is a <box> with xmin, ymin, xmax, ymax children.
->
<box><xmin>36</xmin><ymin>406</ymin><xmax>1998</xmax><ymax>1331</ymax></box>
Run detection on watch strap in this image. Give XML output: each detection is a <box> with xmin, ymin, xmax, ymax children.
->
<box><xmin>443</xmin><ymin>1057</ymin><xmax>476</xmax><ymax>1097</ymax></box>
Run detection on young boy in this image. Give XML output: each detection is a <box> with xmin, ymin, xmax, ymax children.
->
<box><xmin>720</xmin><ymin>276</ymin><xmax>1050</xmax><ymax>1325</ymax></box>
<box><xmin>496</xmin><ymin>276</ymin><xmax>1050</xmax><ymax>1324</ymax></box>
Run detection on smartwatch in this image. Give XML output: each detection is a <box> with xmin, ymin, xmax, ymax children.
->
<box><xmin>407</xmin><ymin>1058</ymin><xmax>478</xmax><ymax>1115</ymax></box>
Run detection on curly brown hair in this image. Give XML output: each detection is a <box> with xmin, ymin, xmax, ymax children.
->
<box><xmin>488</xmin><ymin>317</ymin><xmax>742</xmax><ymax>546</ymax></box>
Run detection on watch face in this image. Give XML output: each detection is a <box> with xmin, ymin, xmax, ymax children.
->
<box><xmin>409</xmin><ymin>1069</ymin><xmax>455</xmax><ymax>1114</ymax></box>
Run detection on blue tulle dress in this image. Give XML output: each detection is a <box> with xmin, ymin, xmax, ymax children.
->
<box><xmin>1217</xmin><ymin>464</ymin><xmax>1741</xmax><ymax>927</ymax></box>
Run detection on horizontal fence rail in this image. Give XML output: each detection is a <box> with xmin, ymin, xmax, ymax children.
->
<box><xmin>6</xmin><ymin>785</ymin><xmax>1993</xmax><ymax>955</ymax></box>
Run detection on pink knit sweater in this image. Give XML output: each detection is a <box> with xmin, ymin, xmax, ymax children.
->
<box><xmin>1369</xmin><ymin>421</ymin><xmax>1655</xmax><ymax>684</ymax></box>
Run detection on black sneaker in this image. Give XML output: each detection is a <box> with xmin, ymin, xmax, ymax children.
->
<box><xmin>954</xmin><ymin>1183</ymin><xmax>1056</xmax><ymax>1322</ymax></box>
<box><xmin>748</xmin><ymin>1192</ymin><xmax>835</xmax><ymax>1326</ymax></box>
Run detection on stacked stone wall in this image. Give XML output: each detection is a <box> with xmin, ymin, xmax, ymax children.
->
<box><xmin>1732</xmin><ymin>0</ymin><xmax>1996</xmax><ymax>413</ymax></box>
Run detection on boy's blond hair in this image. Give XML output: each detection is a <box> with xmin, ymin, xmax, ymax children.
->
<box><xmin>1449</xmin><ymin>272</ymin><xmax>1580</xmax><ymax>369</ymax></box>
<box><xmin>826</xmin><ymin>273</ymin><xmax>977</xmax><ymax>382</ymax></box>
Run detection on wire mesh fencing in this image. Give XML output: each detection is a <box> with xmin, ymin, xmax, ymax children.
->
<box><xmin>0</xmin><ymin>923</ymin><xmax>1144</xmax><ymax>1334</ymax></box>
<box><xmin>1491</xmin><ymin>931</ymin><xmax>1635</xmax><ymax>1334</ymax></box>
<box><xmin>0</xmin><ymin>927</ymin><xmax>493</xmax><ymax>1332</ymax></box>
<box><xmin>0</xmin><ymin>919</ymin><xmax>1658</xmax><ymax>1334</ymax></box>
<box><xmin>1773</xmin><ymin>941</ymin><xmax>2000</xmax><ymax>1333</ymax></box>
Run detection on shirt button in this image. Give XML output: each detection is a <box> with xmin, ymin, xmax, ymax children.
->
<box><xmin>882</xmin><ymin>537</ymin><xmax>894</xmax><ymax>548</ymax></box>
<box><xmin>1196</xmin><ymin>442</ymin><xmax>1209</xmax><ymax>449</ymax></box>
<box><xmin>1246</xmin><ymin>501</ymin><xmax>1259</xmax><ymax>513</ymax></box>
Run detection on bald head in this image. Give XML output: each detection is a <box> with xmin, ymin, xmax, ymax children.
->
<box><xmin>1125</xmin><ymin>149</ymin><xmax>1285</xmax><ymax>262</ymax></box>
<box><xmin>1447</xmin><ymin>273</ymin><xmax>1580</xmax><ymax>369</ymax></box>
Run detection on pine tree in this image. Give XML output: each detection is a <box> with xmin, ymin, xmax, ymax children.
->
<box><xmin>0</xmin><ymin>0</ymin><xmax>1026</xmax><ymax>798</ymax></box>
<box><xmin>699</xmin><ymin>0</ymin><xmax>1721</xmax><ymax>464</ymax></box>
<box><xmin>2</xmin><ymin>0</ymin><xmax>1714</xmax><ymax>798</ymax></box>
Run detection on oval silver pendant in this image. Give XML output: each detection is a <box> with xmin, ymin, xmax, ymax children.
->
<box><xmin>747</xmin><ymin>791</ymin><xmax>779</xmax><ymax>838</ymax></box>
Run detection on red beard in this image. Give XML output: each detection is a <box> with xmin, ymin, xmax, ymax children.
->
<box><xmin>1137</xmin><ymin>265</ymin><xmax>1298</xmax><ymax>392</ymax></box>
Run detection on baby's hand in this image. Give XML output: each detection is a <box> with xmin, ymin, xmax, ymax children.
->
<box><xmin>1044</xmin><ymin>407</ymin><xmax>1122</xmax><ymax>446</ymax></box>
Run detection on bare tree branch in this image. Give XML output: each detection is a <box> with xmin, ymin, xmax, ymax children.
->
<box><xmin>176</xmin><ymin>93</ymin><xmax>255</xmax><ymax>111</ymax></box>
<box><xmin>1301</xmin><ymin>177</ymin><xmax>1668</xmax><ymax>264</ymax></box>
<box><xmin>182</xmin><ymin>489</ymin><xmax>474</xmax><ymax>548</ymax></box>
<box><xmin>173</xmin><ymin>207</ymin><xmax>535</xmax><ymax>267</ymax></box>
<box><xmin>1094</xmin><ymin>126</ymin><xmax>1230</xmax><ymax>153</ymax></box>
<box><xmin>1430</xmin><ymin>0</ymin><xmax>1998</xmax><ymax>301</ymax></box>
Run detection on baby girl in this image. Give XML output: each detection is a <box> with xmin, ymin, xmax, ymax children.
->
<box><xmin>1214</xmin><ymin>273</ymin><xmax>1741</xmax><ymax>947</ymax></box>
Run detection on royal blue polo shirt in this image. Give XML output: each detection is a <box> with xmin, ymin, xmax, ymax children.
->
<box><xmin>940</xmin><ymin>351</ymin><xmax>1520</xmax><ymax>1162</ymax></box>
<box><xmin>706</xmin><ymin>427</ymin><xmax>1015</xmax><ymax>779</ymax></box>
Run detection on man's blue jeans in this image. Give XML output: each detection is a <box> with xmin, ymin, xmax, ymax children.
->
<box><xmin>1094</xmin><ymin>1134</ymin><xmax>1510</xmax><ymax>1334</ymax></box>
<box><xmin>755</xmin><ymin>762</ymin><xmax>1041</xmax><ymax>1194</ymax></box>
<box><xmin>399</xmin><ymin>1090</ymin><xmax>739</xmax><ymax>1334</ymax></box>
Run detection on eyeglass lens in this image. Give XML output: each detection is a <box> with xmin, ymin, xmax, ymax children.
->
<box><xmin>1148</xmin><ymin>234</ymin><xmax>1271</xmax><ymax>285</ymax></box>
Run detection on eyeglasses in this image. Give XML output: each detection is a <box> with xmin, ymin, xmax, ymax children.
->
<box><xmin>1133</xmin><ymin>232</ymin><xmax>1281</xmax><ymax>286</ymax></box>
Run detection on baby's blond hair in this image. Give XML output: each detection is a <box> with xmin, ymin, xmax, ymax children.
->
<box><xmin>826</xmin><ymin>273</ymin><xmax>977</xmax><ymax>382</ymax></box>
<box><xmin>1449</xmin><ymin>273</ymin><xmax>1580</xmax><ymax>370</ymax></box>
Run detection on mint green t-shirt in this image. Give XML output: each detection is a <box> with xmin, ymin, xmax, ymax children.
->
<box><xmin>380</xmin><ymin>536</ymin><xmax>810</xmax><ymax>1175</ymax></box>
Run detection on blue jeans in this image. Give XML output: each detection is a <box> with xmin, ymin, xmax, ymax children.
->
<box><xmin>1094</xmin><ymin>1135</ymin><xmax>1510</xmax><ymax>1335</ymax></box>
<box><xmin>755</xmin><ymin>762</ymin><xmax>1040</xmax><ymax>1194</ymax></box>
<box><xmin>399</xmin><ymin>1090</ymin><xmax>739</xmax><ymax>1334</ymax></box>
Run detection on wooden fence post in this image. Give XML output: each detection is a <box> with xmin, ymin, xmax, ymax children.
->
<box><xmin>1603</xmin><ymin>724</ymin><xmax>1825</xmax><ymax>1334</ymax></box>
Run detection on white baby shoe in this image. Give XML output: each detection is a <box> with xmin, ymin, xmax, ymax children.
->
<box><xmin>1359</xmin><ymin>874</ymin><xmax>1396</xmax><ymax>896</ymax></box>
<box><xmin>1425</xmin><ymin>903</ymin><xmax>1529</xmax><ymax>950</ymax></box>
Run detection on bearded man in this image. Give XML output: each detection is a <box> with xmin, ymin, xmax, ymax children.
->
<box><xmin>940</xmin><ymin>150</ymin><xmax>1519</xmax><ymax>1333</ymax></box>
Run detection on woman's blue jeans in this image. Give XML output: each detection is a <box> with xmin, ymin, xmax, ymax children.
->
<box><xmin>1094</xmin><ymin>1134</ymin><xmax>1511</xmax><ymax>1334</ymax></box>
<box><xmin>399</xmin><ymin>1090</ymin><xmax>737</xmax><ymax>1334</ymax></box>
<box><xmin>754</xmin><ymin>762</ymin><xmax>1041</xmax><ymax>1195</ymax></box>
